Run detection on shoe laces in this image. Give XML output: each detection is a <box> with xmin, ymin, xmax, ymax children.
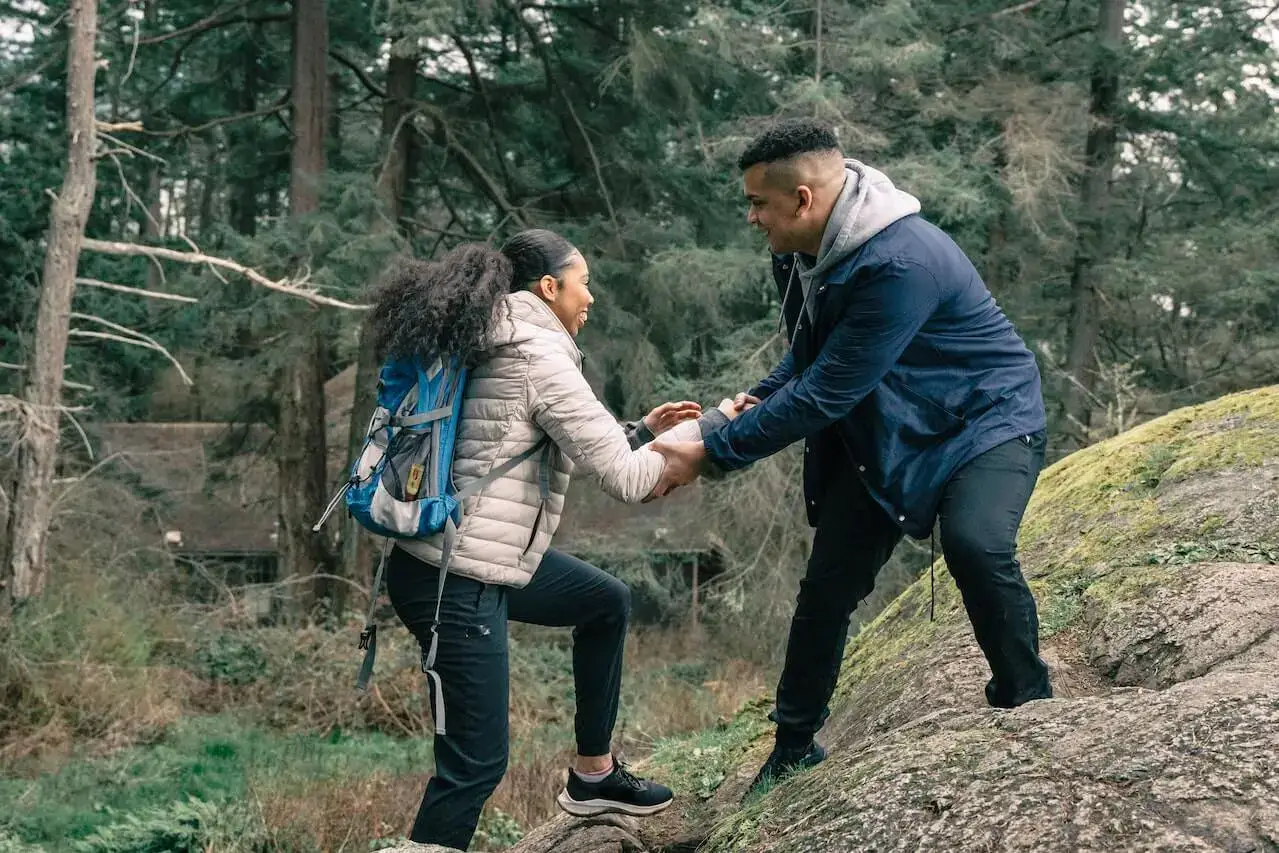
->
<box><xmin>612</xmin><ymin>758</ymin><xmax>645</xmax><ymax>791</ymax></box>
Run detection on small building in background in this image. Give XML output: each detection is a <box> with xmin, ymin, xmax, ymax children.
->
<box><xmin>95</xmin><ymin>366</ymin><xmax>726</xmax><ymax>625</ymax></box>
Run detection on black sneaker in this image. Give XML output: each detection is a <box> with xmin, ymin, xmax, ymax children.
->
<box><xmin>748</xmin><ymin>740</ymin><xmax>827</xmax><ymax>795</ymax></box>
<box><xmin>556</xmin><ymin>758</ymin><xmax>675</xmax><ymax>817</ymax></box>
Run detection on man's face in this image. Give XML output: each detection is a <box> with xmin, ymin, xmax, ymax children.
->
<box><xmin>743</xmin><ymin>162</ymin><xmax>810</xmax><ymax>255</ymax></box>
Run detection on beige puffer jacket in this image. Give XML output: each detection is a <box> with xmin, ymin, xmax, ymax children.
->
<box><xmin>399</xmin><ymin>290</ymin><xmax>665</xmax><ymax>586</ymax></box>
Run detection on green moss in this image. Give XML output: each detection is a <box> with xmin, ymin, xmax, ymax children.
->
<box><xmin>646</xmin><ymin>696</ymin><xmax>772</xmax><ymax>803</ymax></box>
<box><xmin>1019</xmin><ymin>385</ymin><xmax>1279</xmax><ymax>576</ymax></box>
<box><xmin>1034</xmin><ymin>570</ymin><xmax>1099</xmax><ymax>637</ymax></box>
<box><xmin>663</xmin><ymin>387</ymin><xmax>1279</xmax><ymax>851</ymax></box>
<box><xmin>1198</xmin><ymin>514</ymin><xmax>1226</xmax><ymax>536</ymax></box>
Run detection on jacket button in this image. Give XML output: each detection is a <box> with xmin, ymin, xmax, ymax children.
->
<box><xmin>808</xmin><ymin>499</ymin><xmax>816</xmax><ymax>507</ymax></box>
<box><xmin>897</xmin><ymin>514</ymin><xmax>906</xmax><ymax>523</ymax></box>
<box><xmin>858</xmin><ymin>464</ymin><xmax>866</xmax><ymax>472</ymax></box>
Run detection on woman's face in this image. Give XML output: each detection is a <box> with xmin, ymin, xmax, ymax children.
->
<box><xmin>535</xmin><ymin>251</ymin><xmax>594</xmax><ymax>337</ymax></box>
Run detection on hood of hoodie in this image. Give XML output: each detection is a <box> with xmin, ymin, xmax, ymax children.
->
<box><xmin>491</xmin><ymin>289</ymin><xmax>583</xmax><ymax>365</ymax></box>
<box><xmin>793</xmin><ymin>159</ymin><xmax>921</xmax><ymax>318</ymax></box>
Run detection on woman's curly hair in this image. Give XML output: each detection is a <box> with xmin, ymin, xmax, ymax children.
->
<box><xmin>366</xmin><ymin>230</ymin><xmax>577</xmax><ymax>367</ymax></box>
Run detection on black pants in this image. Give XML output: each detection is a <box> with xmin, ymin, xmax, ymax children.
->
<box><xmin>772</xmin><ymin>432</ymin><xmax>1052</xmax><ymax>748</ymax></box>
<box><xmin>387</xmin><ymin>546</ymin><xmax>631</xmax><ymax>850</ymax></box>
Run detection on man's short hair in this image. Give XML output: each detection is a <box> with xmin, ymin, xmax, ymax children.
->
<box><xmin>738</xmin><ymin>118</ymin><xmax>841</xmax><ymax>171</ymax></box>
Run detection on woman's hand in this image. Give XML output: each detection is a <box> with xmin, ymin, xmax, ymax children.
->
<box><xmin>717</xmin><ymin>396</ymin><xmax>757</xmax><ymax>421</ymax></box>
<box><xmin>643</xmin><ymin>401</ymin><xmax>701</xmax><ymax>436</ymax></box>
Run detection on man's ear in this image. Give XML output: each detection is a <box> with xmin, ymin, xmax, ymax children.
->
<box><xmin>795</xmin><ymin>185</ymin><xmax>814</xmax><ymax>216</ymax></box>
<box><xmin>536</xmin><ymin>274</ymin><xmax>559</xmax><ymax>300</ymax></box>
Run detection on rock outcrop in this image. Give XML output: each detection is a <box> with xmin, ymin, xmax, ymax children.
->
<box><xmin>389</xmin><ymin>386</ymin><xmax>1279</xmax><ymax>852</ymax></box>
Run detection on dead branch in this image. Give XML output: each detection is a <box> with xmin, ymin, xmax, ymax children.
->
<box><xmin>453</xmin><ymin>33</ymin><xmax>516</xmax><ymax>195</ymax></box>
<box><xmin>75</xmin><ymin>277</ymin><xmax>198</xmax><ymax>303</ymax></box>
<box><xmin>414</xmin><ymin>111</ymin><xmax>531</xmax><ymax>229</ymax></box>
<box><xmin>69</xmin><ymin>329</ymin><xmax>191</xmax><ymax>382</ymax></box>
<box><xmin>329</xmin><ymin>49</ymin><xmax>386</xmax><ymax>99</ymax></box>
<box><xmin>68</xmin><ymin>311</ymin><xmax>193</xmax><ymax>385</ymax></box>
<box><xmin>136</xmin><ymin>1</ymin><xmax>289</xmax><ymax>45</ymax></box>
<box><xmin>1</xmin><ymin>361</ymin><xmax>96</xmax><ymax>392</ymax></box>
<box><xmin>138</xmin><ymin>97</ymin><xmax>288</xmax><ymax>138</ymax></box>
<box><xmin>506</xmin><ymin>1</ymin><xmax>623</xmax><ymax>255</ymax></box>
<box><xmin>121</xmin><ymin>10</ymin><xmax>140</xmax><ymax>86</ymax></box>
<box><xmin>97</xmin><ymin>131</ymin><xmax>166</xmax><ymax>163</ymax></box>
<box><xmin>0</xmin><ymin>50</ymin><xmax>63</xmax><ymax>97</ymax></box>
<box><xmin>50</xmin><ymin>452</ymin><xmax>125</xmax><ymax>512</ymax></box>
<box><xmin>949</xmin><ymin>0</ymin><xmax>1049</xmax><ymax>32</ymax></box>
<box><xmin>96</xmin><ymin>120</ymin><xmax>144</xmax><ymax>132</ymax></box>
<box><xmin>80</xmin><ymin>239</ymin><xmax>369</xmax><ymax>310</ymax></box>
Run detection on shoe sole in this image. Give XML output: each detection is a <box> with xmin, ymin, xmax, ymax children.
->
<box><xmin>556</xmin><ymin>789</ymin><xmax>673</xmax><ymax>817</ymax></box>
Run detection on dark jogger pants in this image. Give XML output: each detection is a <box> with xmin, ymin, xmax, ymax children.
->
<box><xmin>386</xmin><ymin>547</ymin><xmax>631</xmax><ymax>850</ymax></box>
<box><xmin>771</xmin><ymin>432</ymin><xmax>1053</xmax><ymax>748</ymax></box>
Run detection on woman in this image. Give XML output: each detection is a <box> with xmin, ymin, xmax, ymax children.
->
<box><xmin>367</xmin><ymin>229</ymin><xmax>730</xmax><ymax>850</ymax></box>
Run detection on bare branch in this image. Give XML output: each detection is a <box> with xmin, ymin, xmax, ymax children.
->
<box><xmin>505</xmin><ymin>1</ymin><xmax>623</xmax><ymax>255</ymax></box>
<box><xmin>414</xmin><ymin>111</ymin><xmax>531</xmax><ymax>229</ymax></box>
<box><xmin>0</xmin><ymin>51</ymin><xmax>63</xmax><ymax>97</ymax></box>
<box><xmin>454</xmin><ymin>33</ymin><xmax>516</xmax><ymax>195</ymax></box>
<box><xmin>949</xmin><ymin>0</ymin><xmax>1049</xmax><ymax>33</ymax></box>
<box><xmin>69</xmin><ymin>330</ymin><xmax>193</xmax><ymax>385</ymax></box>
<box><xmin>96</xmin><ymin>120</ymin><xmax>144</xmax><ymax>133</ymax></box>
<box><xmin>80</xmin><ymin>238</ymin><xmax>369</xmax><ymax>310</ymax></box>
<box><xmin>75</xmin><ymin>277</ymin><xmax>198</xmax><ymax>303</ymax></box>
<box><xmin>122</xmin><ymin>11</ymin><xmax>141</xmax><ymax>87</ymax></box>
<box><xmin>139</xmin><ymin>97</ymin><xmax>288</xmax><ymax>138</ymax></box>
<box><xmin>69</xmin><ymin>311</ymin><xmax>193</xmax><ymax>384</ymax></box>
<box><xmin>137</xmin><ymin>2</ymin><xmax>289</xmax><ymax>45</ymax></box>
<box><xmin>330</xmin><ymin>49</ymin><xmax>386</xmax><ymax>99</ymax></box>
<box><xmin>97</xmin><ymin>131</ymin><xmax>166</xmax><ymax>163</ymax></box>
<box><xmin>1</xmin><ymin>361</ymin><xmax>96</xmax><ymax>391</ymax></box>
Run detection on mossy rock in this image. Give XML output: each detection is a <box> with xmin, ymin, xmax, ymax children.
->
<box><xmin>506</xmin><ymin>386</ymin><xmax>1279</xmax><ymax>853</ymax></box>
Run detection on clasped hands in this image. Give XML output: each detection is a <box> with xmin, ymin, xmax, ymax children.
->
<box><xmin>639</xmin><ymin>393</ymin><xmax>759</xmax><ymax>503</ymax></box>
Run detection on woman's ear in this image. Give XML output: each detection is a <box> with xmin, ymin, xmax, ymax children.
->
<box><xmin>536</xmin><ymin>274</ymin><xmax>559</xmax><ymax>300</ymax></box>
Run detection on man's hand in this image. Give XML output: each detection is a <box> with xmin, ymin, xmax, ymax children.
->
<box><xmin>645</xmin><ymin>440</ymin><xmax>706</xmax><ymax>500</ymax></box>
<box><xmin>643</xmin><ymin>401</ymin><xmax>701</xmax><ymax>436</ymax></box>
<box><xmin>733</xmin><ymin>392</ymin><xmax>761</xmax><ymax>412</ymax></box>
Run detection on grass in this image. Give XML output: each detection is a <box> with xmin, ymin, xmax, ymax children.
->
<box><xmin>0</xmin><ymin>518</ymin><xmax>769</xmax><ymax>853</ymax></box>
<box><xmin>0</xmin><ymin>715</ymin><xmax>434</xmax><ymax>848</ymax></box>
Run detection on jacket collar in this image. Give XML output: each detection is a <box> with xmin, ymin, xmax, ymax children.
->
<box><xmin>503</xmin><ymin>290</ymin><xmax>584</xmax><ymax>363</ymax></box>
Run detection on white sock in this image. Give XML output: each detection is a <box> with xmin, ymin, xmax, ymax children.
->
<box><xmin>573</xmin><ymin>762</ymin><xmax>614</xmax><ymax>783</ymax></box>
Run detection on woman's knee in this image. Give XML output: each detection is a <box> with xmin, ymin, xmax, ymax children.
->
<box><xmin>605</xmin><ymin>577</ymin><xmax>631</xmax><ymax>620</ymax></box>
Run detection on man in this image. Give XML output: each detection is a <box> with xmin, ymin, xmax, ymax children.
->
<box><xmin>651</xmin><ymin>118</ymin><xmax>1053</xmax><ymax>792</ymax></box>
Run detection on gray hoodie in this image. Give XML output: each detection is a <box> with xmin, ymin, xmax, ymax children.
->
<box><xmin>792</xmin><ymin>159</ymin><xmax>921</xmax><ymax>323</ymax></box>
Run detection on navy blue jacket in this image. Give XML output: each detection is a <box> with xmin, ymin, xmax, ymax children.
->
<box><xmin>703</xmin><ymin>214</ymin><xmax>1046</xmax><ymax>539</ymax></box>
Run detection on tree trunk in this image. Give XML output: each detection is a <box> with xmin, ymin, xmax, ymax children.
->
<box><xmin>1063</xmin><ymin>0</ymin><xmax>1126</xmax><ymax>444</ymax></box>
<box><xmin>229</xmin><ymin>39</ymin><xmax>259</xmax><ymax>236</ymax></box>
<box><xmin>290</xmin><ymin>0</ymin><xmax>328</xmax><ymax>214</ymax></box>
<box><xmin>2</xmin><ymin>0</ymin><xmax>100</xmax><ymax>610</ymax></box>
<box><xmin>278</xmin><ymin>0</ymin><xmax>332</xmax><ymax>618</ymax></box>
<box><xmin>343</xmin><ymin>49</ymin><xmax>418</xmax><ymax>589</ymax></box>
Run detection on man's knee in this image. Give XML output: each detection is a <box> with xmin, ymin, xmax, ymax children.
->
<box><xmin>795</xmin><ymin>564</ymin><xmax>872</xmax><ymax>615</ymax></box>
<box><xmin>941</xmin><ymin>518</ymin><xmax>1015</xmax><ymax>581</ymax></box>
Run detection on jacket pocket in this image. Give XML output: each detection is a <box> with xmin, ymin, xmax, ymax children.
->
<box><xmin>892</xmin><ymin>381</ymin><xmax>966</xmax><ymax>445</ymax></box>
<box><xmin>521</xmin><ymin>500</ymin><xmax>547</xmax><ymax>558</ymax></box>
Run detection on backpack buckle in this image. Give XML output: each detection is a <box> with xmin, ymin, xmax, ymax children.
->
<box><xmin>357</xmin><ymin>624</ymin><xmax>376</xmax><ymax>650</ymax></box>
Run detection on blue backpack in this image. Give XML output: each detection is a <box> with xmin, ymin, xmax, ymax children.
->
<box><xmin>314</xmin><ymin>355</ymin><xmax>548</xmax><ymax>733</ymax></box>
